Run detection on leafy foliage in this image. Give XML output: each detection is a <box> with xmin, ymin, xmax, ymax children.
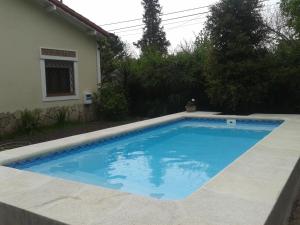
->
<box><xmin>18</xmin><ymin>109</ymin><xmax>41</xmax><ymax>134</ymax></box>
<box><xmin>98</xmin><ymin>34</ymin><xmax>128</xmax><ymax>82</ymax></box>
<box><xmin>204</xmin><ymin>0</ymin><xmax>269</xmax><ymax>113</ymax></box>
<box><xmin>135</xmin><ymin>0</ymin><xmax>170</xmax><ymax>54</ymax></box>
<box><xmin>96</xmin><ymin>0</ymin><xmax>299</xmax><ymax>116</ymax></box>
<box><xmin>94</xmin><ymin>82</ymin><xmax>129</xmax><ymax>120</ymax></box>
<box><xmin>264</xmin><ymin>0</ymin><xmax>300</xmax><ymax>113</ymax></box>
<box><xmin>266</xmin><ymin>40</ymin><xmax>300</xmax><ymax>113</ymax></box>
<box><xmin>125</xmin><ymin>46</ymin><xmax>207</xmax><ymax>117</ymax></box>
<box><xmin>53</xmin><ymin>107</ymin><xmax>70</xmax><ymax>126</ymax></box>
<box><xmin>281</xmin><ymin>0</ymin><xmax>300</xmax><ymax>35</ymax></box>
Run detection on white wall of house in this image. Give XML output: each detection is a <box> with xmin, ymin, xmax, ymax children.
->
<box><xmin>0</xmin><ymin>0</ymin><xmax>99</xmax><ymax>113</ymax></box>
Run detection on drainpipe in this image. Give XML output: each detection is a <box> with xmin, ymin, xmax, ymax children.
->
<box><xmin>96</xmin><ymin>42</ymin><xmax>101</xmax><ymax>85</ymax></box>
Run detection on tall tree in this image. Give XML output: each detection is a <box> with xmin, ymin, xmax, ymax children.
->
<box><xmin>135</xmin><ymin>0</ymin><xmax>170</xmax><ymax>54</ymax></box>
<box><xmin>281</xmin><ymin>0</ymin><xmax>300</xmax><ymax>35</ymax></box>
<box><xmin>204</xmin><ymin>0</ymin><xmax>268</xmax><ymax>113</ymax></box>
<box><xmin>98</xmin><ymin>34</ymin><xmax>128</xmax><ymax>82</ymax></box>
<box><xmin>266</xmin><ymin>0</ymin><xmax>300</xmax><ymax>113</ymax></box>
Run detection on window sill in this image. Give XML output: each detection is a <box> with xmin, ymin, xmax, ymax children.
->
<box><xmin>42</xmin><ymin>95</ymin><xmax>80</xmax><ymax>102</ymax></box>
<box><xmin>47</xmin><ymin>93</ymin><xmax>76</xmax><ymax>97</ymax></box>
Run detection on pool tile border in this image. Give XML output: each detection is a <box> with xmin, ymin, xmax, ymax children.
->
<box><xmin>0</xmin><ymin>112</ymin><xmax>299</xmax><ymax>225</ymax></box>
<box><xmin>7</xmin><ymin>117</ymin><xmax>282</xmax><ymax>169</ymax></box>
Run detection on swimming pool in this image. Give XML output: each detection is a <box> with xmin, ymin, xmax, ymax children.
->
<box><xmin>9</xmin><ymin>118</ymin><xmax>281</xmax><ymax>200</ymax></box>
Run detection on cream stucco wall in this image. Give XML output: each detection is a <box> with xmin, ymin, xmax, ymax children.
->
<box><xmin>0</xmin><ymin>0</ymin><xmax>99</xmax><ymax>113</ymax></box>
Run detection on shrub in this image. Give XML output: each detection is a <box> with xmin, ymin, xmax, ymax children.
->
<box><xmin>125</xmin><ymin>49</ymin><xmax>206</xmax><ymax>117</ymax></box>
<box><xmin>94</xmin><ymin>83</ymin><xmax>128</xmax><ymax>120</ymax></box>
<box><xmin>18</xmin><ymin>109</ymin><xmax>41</xmax><ymax>134</ymax></box>
<box><xmin>54</xmin><ymin>107</ymin><xmax>70</xmax><ymax>126</ymax></box>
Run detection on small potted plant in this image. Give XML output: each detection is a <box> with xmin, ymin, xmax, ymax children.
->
<box><xmin>185</xmin><ymin>99</ymin><xmax>197</xmax><ymax>112</ymax></box>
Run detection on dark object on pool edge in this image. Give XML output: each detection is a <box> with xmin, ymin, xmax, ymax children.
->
<box><xmin>186</xmin><ymin>99</ymin><xmax>197</xmax><ymax>112</ymax></box>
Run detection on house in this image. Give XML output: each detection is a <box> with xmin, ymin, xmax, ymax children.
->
<box><xmin>0</xmin><ymin>0</ymin><xmax>109</xmax><ymax>133</ymax></box>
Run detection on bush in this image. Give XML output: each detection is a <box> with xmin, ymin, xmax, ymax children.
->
<box><xmin>18</xmin><ymin>109</ymin><xmax>41</xmax><ymax>134</ymax></box>
<box><xmin>53</xmin><ymin>107</ymin><xmax>70</xmax><ymax>126</ymax></box>
<box><xmin>94</xmin><ymin>83</ymin><xmax>128</xmax><ymax>120</ymax></box>
<box><xmin>265</xmin><ymin>40</ymin><xmax>300</xmax><ymax>113</ymax></box>
<box><xmin>125</xmin><ymin>49</ymin><xmax>207</xmax><ymax>117</ymax></box>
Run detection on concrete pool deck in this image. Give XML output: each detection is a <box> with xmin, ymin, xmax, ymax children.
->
<box><xmin>0</xmin><ymin>112</ymin><xmax>299</xmax><ymax>225</ymax></box>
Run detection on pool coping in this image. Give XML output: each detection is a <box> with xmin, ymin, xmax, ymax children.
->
<box><xmin>0</xmin><ymin>112</ymin><xmax>299</xmax><ymax>225</ymax></box>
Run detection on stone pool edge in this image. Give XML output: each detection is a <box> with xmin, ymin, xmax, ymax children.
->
<box><xmin>0</xmin><ymin>112</ymin><xmax>299</xmax><ymax>225</ymax></box>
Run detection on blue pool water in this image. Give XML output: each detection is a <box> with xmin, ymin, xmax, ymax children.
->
<box><xmin>10</xmin><ymin>118</ymin><xmax>281</xmax><ymax>200</ymax></box>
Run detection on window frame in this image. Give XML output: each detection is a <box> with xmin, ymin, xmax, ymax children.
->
<box><xmin>40</xmin><ymin>48</ymin><xmax>80</xmax><ymax>102</ymax></box>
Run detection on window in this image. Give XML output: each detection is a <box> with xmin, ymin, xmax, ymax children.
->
<box><xmin>45</xmin><ymin>60</ymin><xmax>75</xmax><ymax>97</ymax></box>
<box><xmin>40</xmin><ymin>48</ymin><xmax>79</xmax><ymax>101</ymax></box>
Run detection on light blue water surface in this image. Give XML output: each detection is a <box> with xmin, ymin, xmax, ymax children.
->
<box><xmin>10</xmin><ymin>119</ymin><xmax>281</xmax><ymax>200</ymax></box>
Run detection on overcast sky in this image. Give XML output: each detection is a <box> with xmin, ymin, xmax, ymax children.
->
<box><xmin>63</xmin><ymin>0</ymin><xmax>279</xmax><ymax>54</ymax></box>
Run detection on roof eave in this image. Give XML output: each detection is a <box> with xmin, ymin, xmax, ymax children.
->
<box><xmin>36</xmin><ymin>0</ymin><xmax>110</xmax><ymax>38</ymax></box>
